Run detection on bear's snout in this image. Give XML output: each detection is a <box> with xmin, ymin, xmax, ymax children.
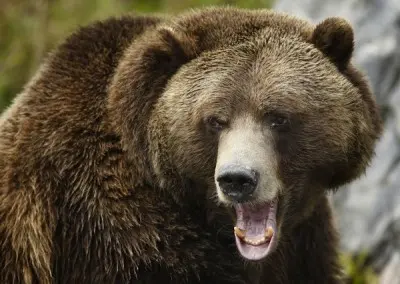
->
<box><xmin>216</xmin><ymin>165</ymin><xmax>259</xmax><ymax>202</ymax></box>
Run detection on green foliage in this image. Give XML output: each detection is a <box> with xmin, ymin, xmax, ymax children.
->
<box><xmin>0</xmin><ymin>0</ymin><xmax>273</xmax><ymax>113</ymax></box>
<box><xmin>340</xmin><ymin>252</ymin><xmax>379</xmax><ymax>284</ymax></box>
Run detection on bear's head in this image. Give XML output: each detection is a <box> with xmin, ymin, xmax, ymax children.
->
<box><xmin>108</xmin><ymin>8</ymin><xmax>382</xmax><ymax>261</ymax></box>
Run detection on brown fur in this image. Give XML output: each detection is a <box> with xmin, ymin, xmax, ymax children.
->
<box><xmin>0</xmin><ymin>7</ymin><xmax>382</xmax><ymax>284</ymax></box>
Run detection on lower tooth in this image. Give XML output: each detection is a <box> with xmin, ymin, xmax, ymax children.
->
<box><xmin>234</xmin><ymin>227</ymin><xmax>246</xmax><ymax>239</ymax></box>
<box><xmin>257</xmin><ymin>237</ymin><xmax>266</xmax><ymax>245</ymax></box>
<box><xmin>265</xmin><ymin>227</ymin><xmax>274</xmax><ymax>239</ymax></box>
<box><xmin>244</xmin><ymin>237</ymin><xmax>251</xmax><ymax>244</ymax></box>
<box><xmin>244</xmin><ymin>237</ymin><xmax>266</xmax><ymax>245</ymax></box>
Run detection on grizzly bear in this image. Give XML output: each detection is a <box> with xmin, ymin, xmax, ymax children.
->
<box><xmin>0</xmin><ymin>6</ymin><xmax>382</xmax><ymax>284</ymax></box>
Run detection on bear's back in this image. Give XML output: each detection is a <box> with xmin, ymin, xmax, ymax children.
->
<box><xmin>0</xmin><ymin>15</ymin><xmax>162</xmax><ymax>192</ymax></box>
<box><xmin>0</xmin><ymin>15</ymin><xmax>165</xmax><ymax>284</ymax></box>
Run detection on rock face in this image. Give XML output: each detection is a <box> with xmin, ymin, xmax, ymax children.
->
<box><xmin>275</xmin><ymin>0</ymin><xmax>400</xmax><ymax>282</ymax></box>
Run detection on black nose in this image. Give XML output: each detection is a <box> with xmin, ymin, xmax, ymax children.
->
<box><xmin>216</xmin><ymin>165</ymin><xmax>259</xmax><ymax>202</ymax></box>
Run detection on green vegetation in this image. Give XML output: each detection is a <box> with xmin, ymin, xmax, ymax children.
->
<box><xmin>340</xmin><ymin>252</ymin><xmax>378</xmax><ymax>284</ymax></box>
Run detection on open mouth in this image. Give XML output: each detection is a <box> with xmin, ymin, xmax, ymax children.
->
<box><xmin>233</xmin><ymin>200</ymin><xmax>278</xmax><ymax>261</ymax></box>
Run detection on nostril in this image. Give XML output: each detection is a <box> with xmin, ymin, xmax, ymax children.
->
<box><xmin>236</xmin><ymin>175</ymin><xmax>254</xmax><ymax>187</ymax></box>
<box><xmin>218</xmin><ymin>176</ymin><xmax>233</xmax><ymax>185</ymax></box>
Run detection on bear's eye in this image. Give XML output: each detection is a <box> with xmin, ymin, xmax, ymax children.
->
<box><xmin>267</xmin><ymin>114</ymin><xmax>289</xmax><ymax>130</ymax></box>
<box><xmin>205</xmin><ymin>116</ymin><xmax>227</xmax><ymax>133</ymax></box>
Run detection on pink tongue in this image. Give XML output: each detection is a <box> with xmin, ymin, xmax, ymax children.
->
<box><xmin>234</xmin><ymin>201</ymin><xmax>278</xmax><ymax>261</ymax></box>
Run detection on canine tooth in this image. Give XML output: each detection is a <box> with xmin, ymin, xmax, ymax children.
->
<box><xmin>265</xmin><ymin>227</ymin><xmax>274</xmax><ymax>239</ymax></box>
<box><xmin>234</xmin><ymin>227</ymin><xmax>246</xmax><ymax>239</ymax></box>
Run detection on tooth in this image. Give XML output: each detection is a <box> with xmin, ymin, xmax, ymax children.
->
<box><xmin>265</xmin><ymin>227</ymin><xmax>274</xmax><ymax>239</ymax></box>
<box><xmin>234</xmin><ymin>227</ymin><xmax>246</xmax><ymax>239</ymax></box>
<box><xmin>257</xmin><ymin>237</ymin><xmax>266</xmax><ymax>245</ymax></box>
<box><xmin>244</xmin><ymin>237</ymin><xmax>251</xmax><ymax>244</ymax></box>
<box><xmin>243</xmin><ymin>237</ymin><xmax>267</xmax><ymax>246</ymax></box>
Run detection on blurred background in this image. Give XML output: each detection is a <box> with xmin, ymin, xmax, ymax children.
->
<box><xmin>1</xmin><ymin>0</ymin><xmax>399</xmax><ymax>283</ymax></box>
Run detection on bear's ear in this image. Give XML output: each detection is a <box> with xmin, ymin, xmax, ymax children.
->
<box><xmin>138</xmin><ymin>26</ymin><xmax>198</xmax><ymax>79</ymax></box>
<box><xmin>108</xmin><ymin>26</ymin><xmax>197</xmax><ymax>177</ymax></box>
<box><xmin>311</xmin><ymin>17</ymin><xmax>354</xmax><ymax>70</ymax></box>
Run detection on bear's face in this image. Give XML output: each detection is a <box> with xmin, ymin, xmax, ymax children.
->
<box><xmin>110</xmin><ymin>9</ymin><xmax>381</xmax><ymax>262</ymax></box>
<box><xmin>153</xmin><ymin>35</ymin><xmax>365</xmax><ymax>260</ymax></box>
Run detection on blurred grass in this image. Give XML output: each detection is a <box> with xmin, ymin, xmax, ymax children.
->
<box><xmin>0</xmin><ymin>0</ymin><xmax>379</xmax><ymax>282</ymax></box>
<box><xmin>341</xmin><ymin>252</ymin><xmax>379</xmax><ymax>284</ymax></box>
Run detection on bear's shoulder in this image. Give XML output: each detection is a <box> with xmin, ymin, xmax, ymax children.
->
<box><xmin>39</xmin><ymin>14</ymin><xmax>162</xmax><ymax>97</ymax></box>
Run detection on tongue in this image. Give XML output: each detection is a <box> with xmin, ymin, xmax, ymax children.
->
<box><xmin>234</xmin><ymin>201</ymin><xmax>278</xmax><ymax>261</ymax></box>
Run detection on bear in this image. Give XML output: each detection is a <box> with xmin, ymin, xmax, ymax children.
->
<box><xmin>0</xmin><ymin>6</ymin><xmax>382</xmax><ymax>284</ymax></box>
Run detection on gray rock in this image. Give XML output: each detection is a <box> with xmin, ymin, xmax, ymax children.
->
<box><xmin>275</xmin><ymin>0</ymin><xmax>400</xmax><ymax>281</ymax></box>
<box><xmin>380</xmin><ymin>252</ymin><xmax>400</xmax><ymax>284</ymax></box>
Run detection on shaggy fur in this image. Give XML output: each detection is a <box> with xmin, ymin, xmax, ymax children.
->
<box><xmin>0</xmin><ymin>7</ymin><xmax>382</xmax><ymax>284</ymax></box>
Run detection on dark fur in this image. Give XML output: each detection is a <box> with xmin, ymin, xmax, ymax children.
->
<box><xmin>0</xmin><ymin>7</ymin><xmax>382</xmax><ymax>284</ymax></box>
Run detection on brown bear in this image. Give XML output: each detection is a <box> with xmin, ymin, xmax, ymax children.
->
<box><xmin>0</xmin><ymin>6</ymin><xmax>382</xmax><ymax>284</ymax></box>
